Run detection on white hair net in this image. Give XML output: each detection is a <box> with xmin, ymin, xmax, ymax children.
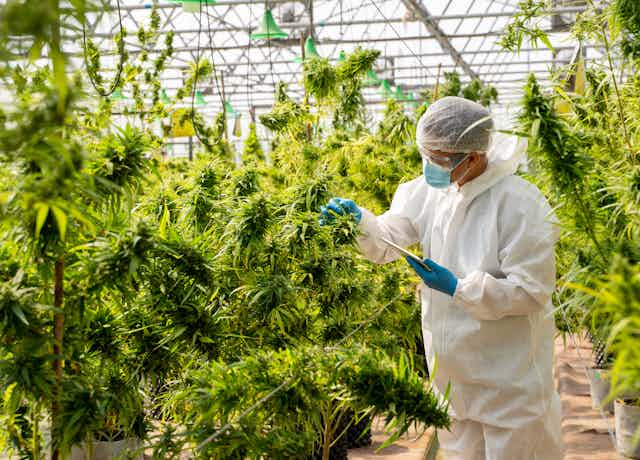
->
<box><xmin>416</xmin><ymin>96</ymin><xmax>494</xmax><ymax>154</ymax></box>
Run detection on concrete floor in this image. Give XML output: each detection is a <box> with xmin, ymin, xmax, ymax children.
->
<box><xmin>349</xmin><ymin>421</ymin><xmax>437</xmax><ymax>460</ymax></box>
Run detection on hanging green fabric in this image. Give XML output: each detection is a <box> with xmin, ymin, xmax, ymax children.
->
<box><xmin>394</xmin><ymin>86</ymin><xmax>406</xmax><ymax>101</ymax></box>
<box><xmin>337</xmin><ymin>50</ymin><xmax>346</xmax><ymax>62</ymax></box>
<box><xmin>109</xmin><ymin>89</ymin><xmax>127</xmax><ymax>100</ymax></box>
<box><xmin>294</xmin><ymin>36</ymin><xmax>321</xmax><ymax>63</ymax></box>
<box><xmin>379</xmin><ymin>80</ymin><xmax>393</xmax><ymax>99</ymax></box>
<box><xmin>224</xmin><ymin>101</ymin><xmax>236</xmax><ymax>117</ymax></box>
<box><xmin>364</xmin><ymin>69</ymin><xmax>380</xmax><ymax>86</ymax></box>
<box><xmin>251</xmin><ymin>9</ymin><xmax>288</xmax><ymax>40</ymax></box>
<box><xmin>168</xmin><ymin>0</ymin><xmax>217</xmax><ymax>13</ymax></box>
<box><xmin>195</xmin><ymin>90</ymin><xmax>207</xmax><ymax>106</ymax></box>
<box><xmin>161</xmin><ymin>89</ymin><xmax>171</xmax><ymax>104</ymax></box>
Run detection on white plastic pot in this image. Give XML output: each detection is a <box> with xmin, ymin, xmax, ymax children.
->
<box><xmin>586</xmin><ymin>367</ymin><xmax>614</xmax><ymax>413</ymax></box>
<box><xmin>615</xmin><ymin>400</ymin><xmax>640</xmax><ymax>459</ymax></box>
<box><xmin>70</xmin><ymin>438</ymin><xmax>143</xmax><ymax>460</ymax></box>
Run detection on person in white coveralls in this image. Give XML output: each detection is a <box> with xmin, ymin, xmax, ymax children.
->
<box><xmin>320</xmin><ymin>96</ymin><xmax>564</xmax><ymax>460</ymax></box>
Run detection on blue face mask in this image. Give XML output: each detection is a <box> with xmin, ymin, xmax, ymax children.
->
<box><xmin>423</xmin><ymin>161</ymin><xmax>454</xmax><ymax>189</ymax></box>
<box><xmin>423</xmin><ymin>154</ymin><xmax>469</xmax><ymax>189</ymax></box>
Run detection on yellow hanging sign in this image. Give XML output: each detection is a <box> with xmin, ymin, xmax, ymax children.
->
<box><xmin>171</xmin><ymin>109</ymin><xmax>195</xmax><ymax>137</ymax></box>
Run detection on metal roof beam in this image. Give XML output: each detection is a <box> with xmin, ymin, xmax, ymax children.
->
<box><xmin>90</xmin><ymin>29</ymin><xmax>561</xmax><ymax>56</ymax></box>
<box><xmin>79</xmin><ymin>6</ymin><xmax>586</xmax><ymax>38</ymax></box>
<box><xmin>400</xmin><ymin>0</ymin><xmax>479</xmax><ymax>80</ymax></box>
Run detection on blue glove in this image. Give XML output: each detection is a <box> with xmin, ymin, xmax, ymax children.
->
<box><xmin>406</xmin><ymin>257</ymin><xmax>458</xmax><ymax>296</ymax></box>
<box><xmin>319</xmin><ymin>197</ymin><xmax>362</xmax><ymax>226</ymax></box>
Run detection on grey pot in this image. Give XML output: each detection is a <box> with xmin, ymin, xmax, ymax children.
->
<box><xmin>586</xmin><ymin>367</ymin><xmax>614</xmax><ymax>414</ymax></box>
<box><xmin>615</xmin><ymin>400</ymin><xmax>640</xmax><ymax>459</ymax></box>
<box><xmin>70</xmin><ymin>438</ymin><xmax>143</xmax><ymax>460</ymax></box>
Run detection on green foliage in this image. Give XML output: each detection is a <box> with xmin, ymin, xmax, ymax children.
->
<box><xmin>0</xmin><ymin>9</ymin><xmax>444</xmax><ymax>458</ymax></box>
<box><xmin>583</xmin><ymin>257</ymin><xmax>640</xmax><ymax>398</ymax></box>
<box><xmin>616</xmin><ymin>0</ymin><xmax>640</xmax><ymax>58</ymax></box>
<box><xmin>260</xmin><ymin>83</ymin><xmax>310</xmax><ymax>139</ymax></box>
<box><xmin>90</xmin><ymin>125</ymin><xmax>154</xmax><ymax>193</ymax></box>
<box><xmin>377</xmin><ymin>99</ymin><xmax>415</xmax><ymax>147</ymax></box>
<box><xmin>243</xmin><ymin>122</ymin><xmax>265</xmax><ymax>164</ymax></box>
<box><xmin>512</xmin><ymin>3</ymin><xmax>640</xmax><ymax>412</ymax></box>
<box><xmin>499</xmin><ymin>0</ymin><xmax>554</xmax><ymax>53</ymax></box>
<box><xmin>438</xmin><ymin>71</ymin><xmax>499</xmax><ymax>107</ymax></box>
<box><xmin>301</xmin><ymin>48</ymin><xmax>380</xmax><ymax>129</ymax></box>
<box><xmin>439</xmin><ymin>71</ymin><xmax>462</xmax><ymax>98</ymax></box>
<box><xmin>168</xmin><ymin>346</ymin><xmax>448</xmax><ymax>458</ymax></box>
<box><xmin>335</xmin><ymin>49</ymin><xmax>380</xmax><ymax>81</ymax></box>
<box><xmin>303</xmin><ymin>57</ymin><xmax>338</xmax><ymax>101</ymax></box>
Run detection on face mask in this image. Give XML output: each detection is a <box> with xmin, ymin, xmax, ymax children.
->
<box><xmin>423</xmin><ymin>161</ymin><xmax>453</xmax><ymax>189</ymax></box>
<box><xmin>426</xmin><ymin>154</ymin><xmax>471</xmax><ymax>187</ymax></box>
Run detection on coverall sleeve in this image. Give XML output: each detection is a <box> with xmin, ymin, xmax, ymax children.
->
<box><xmin>357</xmin><ymin>182</ymin><xmax>421</xmax><ymax>264</ymax></box>
<box><xmin>453</xmin><ymin>187</ymin><xmax>559</xmax><ymax>321</ymax></box>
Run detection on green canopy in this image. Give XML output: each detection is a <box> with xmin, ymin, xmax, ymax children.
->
<box><xmin>251</xmin><ymin>9</ymin><xmax>288</xmax><ymax>40</ymax></box>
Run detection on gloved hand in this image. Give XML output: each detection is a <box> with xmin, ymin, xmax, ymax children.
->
<box><xmin>406</xmin><ymin>257</ymin><xmax>458</xmax><ymax>296</ymax></box>
<box><xmin>319</xmin><ymin>197</ymin><xmax>362</xmax><ymax>225</ymax></box>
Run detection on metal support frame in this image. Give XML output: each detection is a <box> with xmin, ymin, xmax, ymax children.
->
<box><xmin>400</xmin><ymin>0</ymin><xmax>479</xmax><ymax>80</ymax></box>
<box><xmin>17</xmin><ymin>0</ymin><xmax>589</xmax><ymax>127</ymax></box>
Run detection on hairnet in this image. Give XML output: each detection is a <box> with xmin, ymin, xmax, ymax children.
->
<box><xmin>416</xmin><ymin>96</ymin><xmax>494</xmax><ymax>154</ymax></box>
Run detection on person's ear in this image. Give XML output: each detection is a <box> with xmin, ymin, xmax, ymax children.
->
<box><xmin>467</xmin><ymin>152</ymin><xmax>481</xmax><ymax>164</ymax></box>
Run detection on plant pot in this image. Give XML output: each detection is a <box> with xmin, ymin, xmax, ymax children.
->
<box><xmin>70</xmin><ymin>438</ymin><xmax>143</xmax><ymax>460</ymax></box>
<box><xmin>615</xmin><ymin>400</ymin><xmax>640</xmax><ymax>459</ymax></box>
<box><xmin>586</xmin><ymin>367</ymin><xmax>613</xmax><ymax>413</ymax></box>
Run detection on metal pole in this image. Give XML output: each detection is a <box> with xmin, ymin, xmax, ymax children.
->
<box><xmin>221</xmin><ymin>71</ymin><xmax>228</xmax><ymax>141</ymax></box>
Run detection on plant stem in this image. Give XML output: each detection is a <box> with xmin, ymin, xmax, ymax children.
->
<box><xmin>573</xmin><ymin>186</ymin><xmax>607</xmax><ymax>266</ymax></box>
<box><xmin>52</xmin><ymin>256</ymin><xmax>65</xmax><ymax>460</ymax></box>
<box><xmin>322</xmin><ymin>408</ymin><xmax>331</xmax><ymax>460</ymax></box>
<box><xmin>599</xmin><ymin>24</ymin><xmax>632</xmax><ymax>156</ymax></box>
<box><xmin>33</xmin><ymin>403</ymin><xmax>40</xmax><ymax>460</ymax></box>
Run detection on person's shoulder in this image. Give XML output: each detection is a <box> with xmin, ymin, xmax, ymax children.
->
<box><xmin>492</xmin><ymin>174</ymin><xmax>552</xmax><ymax>214</ymax></box>
<box><xmin>396</xmin><ymin>175</ymin><xmax>427</xmax><ymax>195</ymax></box>
<box><xmin>494</xmin><ymin>174</ymin><xmax>546</xmax><ymax>200</ymax></box>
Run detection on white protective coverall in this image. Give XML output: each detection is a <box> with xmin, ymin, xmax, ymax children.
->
<box><xmin>357</xmin><ymin>135</ymin><xmax>564</xmax><ymax>460</ymax></box>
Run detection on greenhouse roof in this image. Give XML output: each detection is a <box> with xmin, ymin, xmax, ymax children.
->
<box><xmin>63</xmin><ymin>0</ymin><xmax>593</xmax><ymax>117</ymax></box>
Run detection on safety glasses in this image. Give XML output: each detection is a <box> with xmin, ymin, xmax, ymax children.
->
<box><xmin>421</xmin><ymin>149</ymin><xmax>468</xmax><ymax>170</ymax></box>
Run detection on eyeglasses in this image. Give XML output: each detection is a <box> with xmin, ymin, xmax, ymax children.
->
<box><xmin>421</xmin><ymin>149</ymin><xmax>468</xmax><ymax>169</ymax></box>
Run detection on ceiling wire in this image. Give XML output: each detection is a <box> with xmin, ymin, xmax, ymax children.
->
<box><xmin>367</xmin><ymin>0</ymin><xmax>435</xmax><ymax>78</ymax></box>
<box><xmin>82</xmin><ymin>0</ymin><xmax>124</xmax><ymax>97</ymax></box>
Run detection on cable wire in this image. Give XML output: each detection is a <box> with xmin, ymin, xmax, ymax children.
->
<box><xmin>367</xmin><ymin>0</ymin><xmax>435</xmax><ymax>78</ymax></box>
<box><xmin>82</xmin><ymin>0</ymin><xmax>125</xmax><ymax>97</ymax></box>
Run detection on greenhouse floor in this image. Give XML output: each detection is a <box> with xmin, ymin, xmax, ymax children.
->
<box><xmin>348</xmin><ymin>422</ymin><xmax>437</xmax><ymax>460</ymax></box>
<box><xmin>554</xmin><ymin>336</ymin><xmax>618</xmax><ymax>460</ymax></box>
